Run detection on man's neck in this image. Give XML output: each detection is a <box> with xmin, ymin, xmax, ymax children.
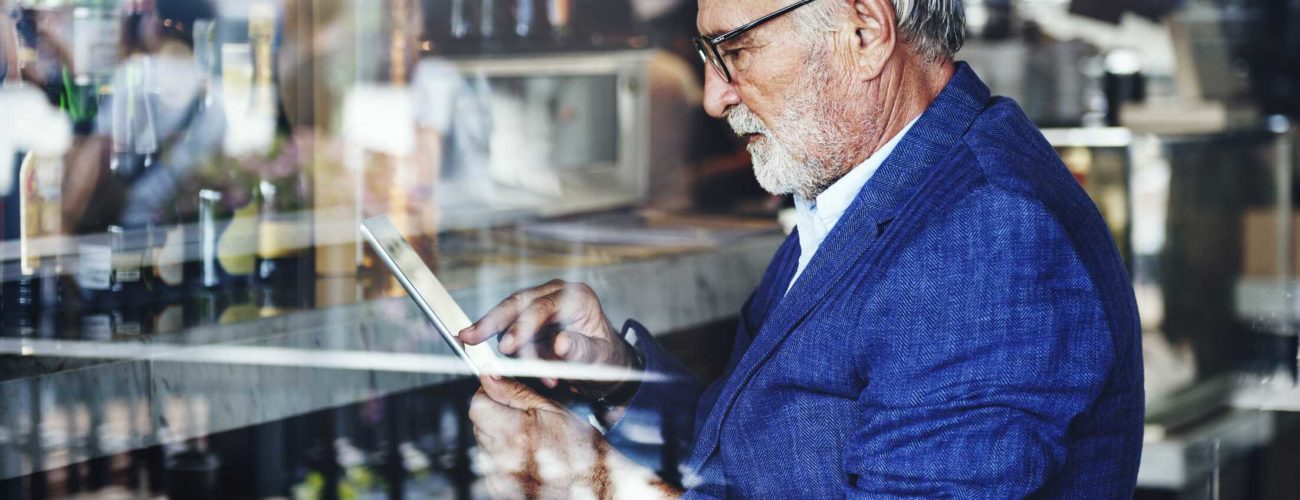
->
<box><xmin>856</xmin><ymin>55</ymin><xmax>956</xmax><ymax>166</ymax></box>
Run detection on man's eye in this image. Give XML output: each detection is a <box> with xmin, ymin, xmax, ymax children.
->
<box><xmin>723</xmin><ymin>48</ymin><xmax>749</xmax><ymax>68</ymax></box>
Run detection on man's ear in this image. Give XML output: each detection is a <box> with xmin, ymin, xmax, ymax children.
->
<box><xmin>845</xmin><ymin>0</ymin><xmax>897</xmax><ymax>81</ymax></box>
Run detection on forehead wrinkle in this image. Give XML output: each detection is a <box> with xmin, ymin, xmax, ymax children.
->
<box><xmin>697</xmin><ymin>0</ymin><xmax>784</xmax><ymax>37</ymax></box>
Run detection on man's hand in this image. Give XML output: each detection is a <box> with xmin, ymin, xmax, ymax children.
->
<box><xmin>470</xmin><ymin>375</ymin><xmax>680</xmax><ymax>499</ymax></box>
<box><xmin>459</xmin><ymin>280</ymin><xmax>639</xmax><ymax>399</ymax></box>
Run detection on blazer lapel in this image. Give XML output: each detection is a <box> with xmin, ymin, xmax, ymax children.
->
<box><xmin>686</xmin><ymin>64</ymin><xmax>995</xmax><ymax>463</ymax></box>
<box><xmin>746</xmin><ymin>233</ymin><xmax>801</xmax><ymax>329</ymax></box>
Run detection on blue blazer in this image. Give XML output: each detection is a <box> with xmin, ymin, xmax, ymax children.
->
<box><xmin>606</xmin><ymin>63</ymin><xmax>1145</xmax><ymax>498</ymax></box>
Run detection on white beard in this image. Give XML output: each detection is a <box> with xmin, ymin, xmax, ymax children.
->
<box><xmin>728</xmin><ymin>104</ymin><xmax>821</xmax><ymax>200</ymax></box>
<box><xmin>725</xmin><ymin>64</ymin><xmax>858</xmax><ymax>201</ymax></box>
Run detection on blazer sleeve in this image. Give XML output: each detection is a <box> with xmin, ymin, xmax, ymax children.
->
<box><xmin>841</xmin><ymin>187</ymin><xmax>1119</xmax><ymax>498</ymax></box>
<box><xmin>603</xmin><ymin>319</ymin><xmax>703</xmax><ymax>479</ymax></box>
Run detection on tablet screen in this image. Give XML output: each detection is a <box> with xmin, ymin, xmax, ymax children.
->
<box><xmin>360</xmin><ymin>216</ymin><xmax>499</xmax><ymax>375</ymax></box>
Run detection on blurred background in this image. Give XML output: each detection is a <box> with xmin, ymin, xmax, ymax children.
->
<box><xmin>1</xmin><ymin>0</ymin><xmax>1300</xmax><ymax>498</ymax></box>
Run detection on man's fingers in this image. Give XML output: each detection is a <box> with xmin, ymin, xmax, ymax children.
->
<box><xmin>460</xmin><ymin>280</ymin><xmax>566</xmax><ymax>344</ymax></box>
<box><xmin>458</xmin><ymin>292</ymin><xmax>534</xmax><ymax>345</ymax></box>
<box><xmin>554</xmin><ymin>331</ymin><xmax>574</xmax><ymax>358</ymax></box>
<box><xmin>500</xmin><ymin>292</ymin><xmax>563</xmax><ymax>356</ymax></box>
<box><xmin>479</xmin><ymin>374</ymin><xmax>554</xmax><ymax>412</ymax></box>
<box><xmin>468</xmin><ymin>388</ymin><xmax>503</xmax><ymax>429</ymax></box>
<box><xmin>469</xmin><ymin>387</ymin><xmax>529</xmax><ymax>451</ymax></box>
<box><xmin>553</xmin><ymin>330</ymin><xmax>596</xmax><ymax>363</ymax></box>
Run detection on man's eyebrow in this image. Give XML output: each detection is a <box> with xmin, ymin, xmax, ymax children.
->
<box><xmin>707</xmin><ymin>26</ymin><xmax>759</xmax><ymax>44</ymax></box>
<box><xmin>717</xmin><ymin>30</ymin><xmax>757</xmax><ymax>46</ymax></box>
<box><xmin>699</xmin><ymin>23</ymin><xmax>750</xmax><ymax>41</ymax></box>
<box><xmin>699</xmin><ymin>27</ymin><xmax>726</xmax><ymax>39</ymax></box>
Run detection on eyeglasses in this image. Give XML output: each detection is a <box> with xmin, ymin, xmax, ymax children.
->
<box><xmin>692</xmin><ymin>0</ymin><xmax>819</xmax><ymax>83</ymax></box>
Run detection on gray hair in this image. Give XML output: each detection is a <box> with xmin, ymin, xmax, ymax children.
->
<box><xmin>796</xmin><ymin>0</ymin><xmax>966</xmax><ymax>63</ymax></box>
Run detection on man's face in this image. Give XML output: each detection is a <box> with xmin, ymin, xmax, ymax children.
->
<box><xmin>698</xmin><ymin>0</ymin><xmax>864</xmax><ymax>200</ymax></box>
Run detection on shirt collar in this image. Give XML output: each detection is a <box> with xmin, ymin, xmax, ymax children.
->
<box><xmin>794</xmin><ymin>116</ymin><xmax>920</xmax><ymax>237</ymax></box>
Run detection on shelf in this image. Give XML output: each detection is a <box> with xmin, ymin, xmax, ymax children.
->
<box><xmin>1234</xmin><ymin>278</ymin><xmax>1300</xmax><ymax>335</ymax></box>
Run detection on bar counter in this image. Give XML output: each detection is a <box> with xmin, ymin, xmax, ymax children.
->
<box><xmin>0</xmin><ymin>219</ymin><xmax>786</xmax><ymax>485</ymax></box>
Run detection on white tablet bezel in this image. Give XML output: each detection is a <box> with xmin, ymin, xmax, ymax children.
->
<box><xmin>360</xmin><ymin>216</ymin><xmax>498</xmax><ymax>376</ymax></box>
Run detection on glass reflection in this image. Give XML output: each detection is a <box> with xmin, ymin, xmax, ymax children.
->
<box><xmin>2</xmin><ymin>0</ymin><xmax>738</xmax><ymax>496</ymax></box>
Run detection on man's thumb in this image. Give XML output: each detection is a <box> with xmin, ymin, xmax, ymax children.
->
<box><xmin>553</xmin><ymin>330</ymin><xmax>597</xmax><ymax>362</ymax></box>
<box><xmin>479</xmin><ymin>375</ymin><xmax>549</xmax><ymax>411</ymax></box>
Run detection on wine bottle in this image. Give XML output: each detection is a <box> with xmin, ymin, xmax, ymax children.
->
<box><xmin>110</xmin><ymin>225</ymin><xmax>154</xmax><ymax>336</ymax></box>
<box><xmin>547</xmin><ymin>0</ymin><xmax>573</xmax><ymax>43</ymax></box>
<box><xmin>30</xmin><ymin>153</ymin><xmax>69</xmax><ymax>339</ymax></box>
<box><xmin>450</xmin><ymin>0</ymin><xmax>480</xmax><ymax>42</ymax></box>
<box><xmin>108</xmin><ymin>225</ymin><xmax>150</xmax><ymax>302</ymax></box>
<box><xmin>198</xmin><ymin>189</ymin><xmax>255</xmax><ymax>288</ymax></box>
<box><xmin>514</xmin><ymin>0</ymin><xmax>543</xmax><ymax>39</ymax></box>
<box><xmin>5</xmin><ymin>151</ymin><xmax>61</xmax><ymax>334</ymax></box>
<box><xmin>222</xmin><ymin>1</ymin><xmax>277</xmax><ymax>157</ymax></box>
<box><xmin>70</xmin><ymin>0</ymin><xmax>118</xmax><ymax>124</ymax></box>
<box><xmin>187</xmin><ymin>189</ymin><xmax>258</xmax><ymax>325</ymax></box>
<box><xmin>109</xmin><ymin>56</ymin><xmax>158</xmax><ymax>182</ymax></box>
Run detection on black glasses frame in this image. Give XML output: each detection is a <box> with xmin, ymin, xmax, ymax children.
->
<box><xmin>692</xmin><ymin>0</ymin><xmax>819</xmax><ymax>83</ymax></box>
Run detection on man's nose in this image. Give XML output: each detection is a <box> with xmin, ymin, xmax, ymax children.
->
<box><xmin>702</xmin><ymin>67</ymin><xmax>741</xmax><ymax>119</ymax></box>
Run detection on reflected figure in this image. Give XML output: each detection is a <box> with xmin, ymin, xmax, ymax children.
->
<box><xmin>113</xmin><ymin>0</ymin><xmax>223</xmax><ymax>227</ymax></box>
<box><xmin>62</xmin><ymin>0</ymin><xmax>221</xmax><ymax>233</ymax></box>
<box><xmin>410</xmin><ymin>54</ymin><xmax>493</xmax><ymax>214</ymax></box>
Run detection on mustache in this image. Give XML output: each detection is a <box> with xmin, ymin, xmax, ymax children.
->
<box><xmin>727</xmin><ymin>105</ymin><xmax>769</xmax><ymax>137</ymax></box>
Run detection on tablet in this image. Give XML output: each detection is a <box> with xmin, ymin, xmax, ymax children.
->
<box><xmin>361</xmin><ymin>216</ymin><xmax>498</xmax><ymax>376</ymax></box>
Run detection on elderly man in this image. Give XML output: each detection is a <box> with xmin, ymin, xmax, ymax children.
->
<box><xmin>460</xmin><ymin>0</ymin><xmax>1145</xmax><ymax>497</ymax></box>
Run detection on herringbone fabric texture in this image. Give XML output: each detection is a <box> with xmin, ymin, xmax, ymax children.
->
<box><xmin>605</xmin><ymin>63</ymin><xmax>1144</xmax><ymax>499</ymax></box>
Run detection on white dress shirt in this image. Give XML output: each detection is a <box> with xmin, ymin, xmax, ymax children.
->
<box><xmin>788</xmin><ymin>118</ymin><xmax>919</xmax><ymax>293</ymax></box>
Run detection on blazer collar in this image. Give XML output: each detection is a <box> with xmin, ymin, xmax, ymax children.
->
<box><xmin>772</xmin><ymin>62</ymin><xmax>991</xmax><ymax>342</ymax></box>
<box><xmin>686</xmin><ymin>63</ymin><xmax>994</xmax><ymax>467</ymax></box>
<box><xmin>850</xmin><ymin>62</ymin><xmax>991</xmax><ymax>228</ymax></box>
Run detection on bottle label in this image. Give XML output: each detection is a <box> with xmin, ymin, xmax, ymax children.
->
<box><xmin>218</xmin><ymin>203</ymin><xmax>259</xmax><ymax>276</ymax></box>
<box><xmin>77</xmin><ymin>244</ymin><xmax>113</xmax><ymax>291</ymax></box>
<box><xmin>19</xmin><ymin>155</ymin><xmax>44</xmax><ymax>275</ymax></box>
<box><xmin>113</xmin><ymin>251</ymin><xmax>144</xmax><ymax>283</ymax></box>
<box><xmin>115</xmin><ymin>319</ymin><xmax>142</xmax><ymax>336</ymax></box>
<box><xmin>155</xmin><ymin>227</ymin><xmax>186</xmax><ymax>286</ymax></box>
<box><xmin>82</xmin><ymin>315</ymin><xmax>113</xmax><ymax>340</ymax></box>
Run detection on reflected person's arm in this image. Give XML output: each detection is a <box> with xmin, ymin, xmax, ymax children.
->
<box><xmin>61</xmin><ymin>134</ymin><xmax>116</xmax><ymax>233</ymax></box>
<box><xmin>409</xmin><ymin>125</ymin><xmax>443</xmax><ymax>259</ymax></box>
